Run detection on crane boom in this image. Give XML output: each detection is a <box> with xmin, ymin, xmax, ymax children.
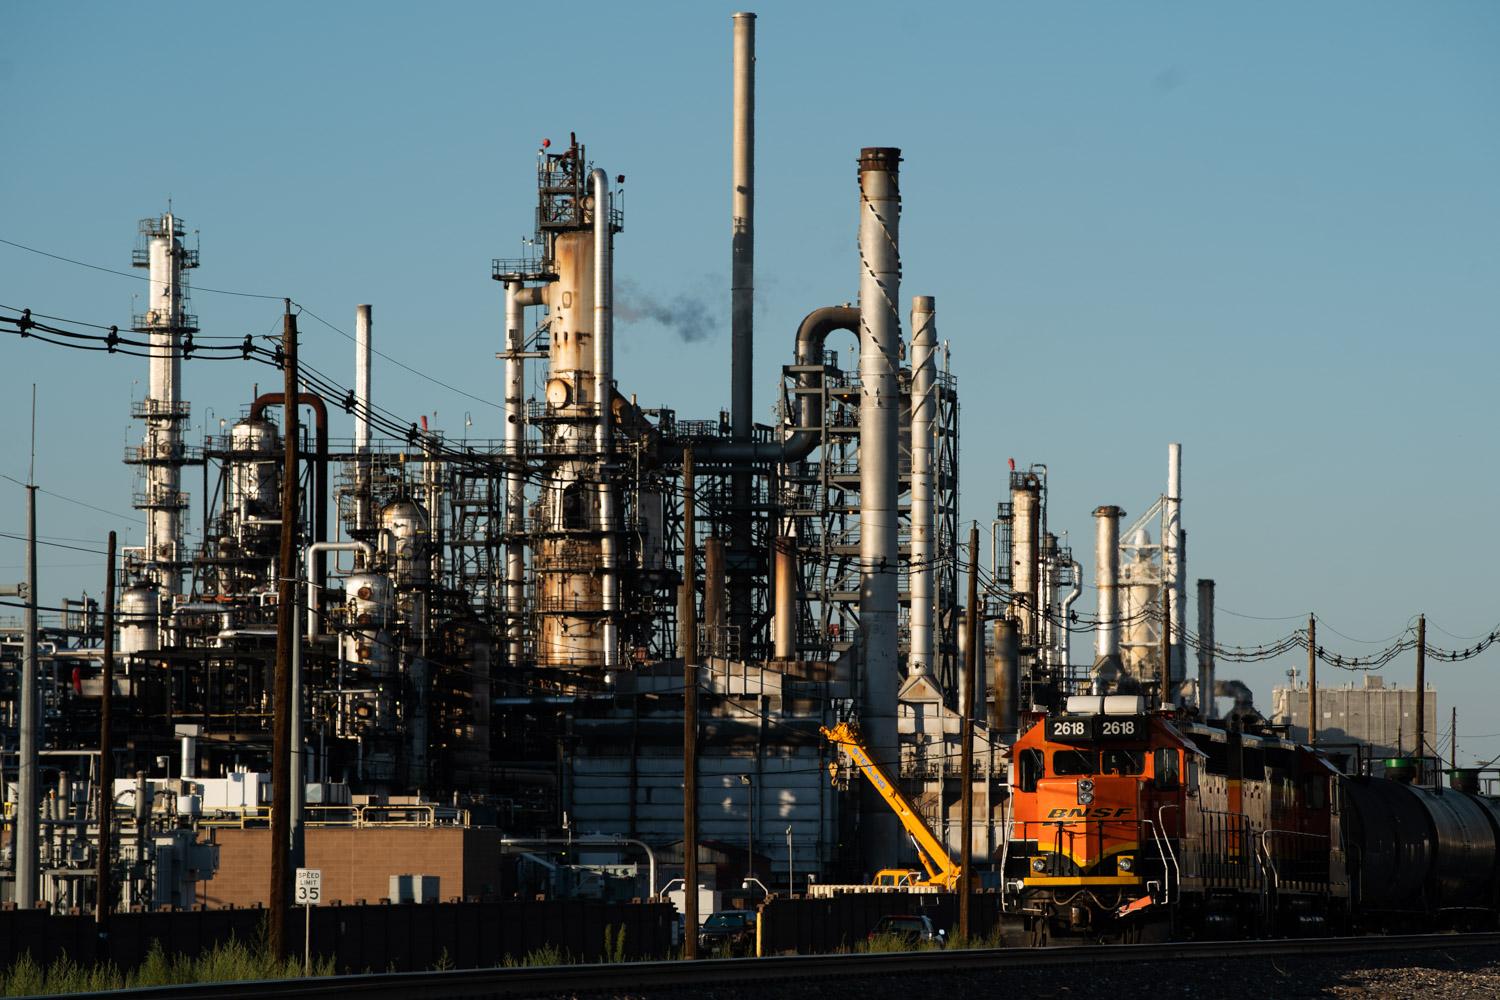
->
<box><xmin>821</xmin><ymin>721</ymin><xmax>962</xmax><ymax>889</ymax></box>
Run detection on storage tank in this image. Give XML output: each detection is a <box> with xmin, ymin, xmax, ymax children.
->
<box><xmin>341</xmin><ymin>572</ymin><xmax>395</xmax><ymax>679</ymax></box>
<box><xmin>1407</xmin><ymin>785</ymin><xmax>1498</xmax><ymax>912</ymax></box>
<box><xmin>381</xmin><ymin>500</ymin><xmax>430</xmax><ymax>585</ymax></box>
<box><xmin>119</xmin><ymin>584</ymin><xmax>160</xmax><ymax>655</ymax></box>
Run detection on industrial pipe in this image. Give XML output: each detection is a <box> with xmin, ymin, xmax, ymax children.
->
<box><xmin>1165</xmin><ymin>443</ymin><xmax>1184</xmax><ymax>683</ymax></box>
<box><xmin>504</xmin><ymin>281</ymin><xmax>544</xmax><ymax>670</ymax></box>
<box><xmin>727</xmin><ymin>12</ymin><xmax>757</xmax><ymax>644</ymax></box>
<box><xmin>908</xmin><ymin>296</ymin><xmax>936</xmax><ymax>678</ymax></box>
<box><xmin>1061</xmin><ymin>558</ymin><xmax>1082</xmax><ymax>669</ymax></box>
<box><xmin>249</xmin><ymin>392</ymin><xmax>330</xmax><ymax>596</ymax></box>
<box><xmin>772</xmin><ymin>537</ymin><xmax>797</xmax><ymax>659</ymax></box>
<box><xmin>688</xmin><ymin>305</ymin><xmax>859</xmax><ymax>464</ymax></box>
<box><xmin>1198</xmin><ymin>579</ymin><xmax>1216</xmax><ymax>718</ymax></box>
<box><xmin>857</xmin><ymin>146</ymin><xmax>901</xmax><ymax>870</ymax></box>
<box><xmin>1093</xmin><ymin>506</ymin><xmax>1123</xmax><ymax>661</ymax></box>
<box><xmin>592</xmin><ymin>168</ymin><xmax>618</xmax><ymax>671</ymax></box>
<box><xmin>1011</xmin><ymin>476</ymin><xmax>1041</xmax><ymax>646</ymax></box>
<box><xmin>992</xmin><ymin>618</ymin><xmax>1020</xmax><ymax>738</ymax></box>
<box><xmin>354</xmin><ymin>305</ymin><xmax>372</xmax><ymax>540</ymax></box>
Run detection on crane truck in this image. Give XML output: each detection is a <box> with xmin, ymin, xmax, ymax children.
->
<box><xmin>820</xmin><ymin>721</ymin><xmax>963</xmax><ymax>890</ymax></box>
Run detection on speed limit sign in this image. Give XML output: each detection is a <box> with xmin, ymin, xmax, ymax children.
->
<box><xmin>295</xmin><ymin>868</ymin><xmax>322</xmax><ymax>906</ymax></box>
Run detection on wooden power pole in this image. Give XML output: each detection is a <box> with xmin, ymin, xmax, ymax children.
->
<box><xmin>958</xmin><ymin>523</ymin><xmax>979</xmax><ymax>943</ymax></box>
<box><xmin>1307</xmin><ymin>615</ymin><xmax>1317</xmax><ymax>747</ymax></box>
<box><xmin>1415</xmin><ymin>614</ymin><xmax>1426</xmax><ymax>778</ymax></box>
<box><xmin>269</xmin><ymin>302</ymin><xmax>299</xmax><ymax>957</ymax></box>
<box><xmin>680</xmin><ymin>446</ymin><xmax>699</xmax><ymax>959</ymax></box>
<box><xmin>96</xmin><ymin>531</ymin><xmax>117</xmax><ymax>931</ymax></box>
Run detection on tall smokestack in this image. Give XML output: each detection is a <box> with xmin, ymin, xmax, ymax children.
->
<box><xmin>1197</xmin><ymin>579</ymin><xmax>1215</xmax><ymax>717</ymax></box>
<box><xmin>858</xmin><ymin>146</ymin><xmax>901</xmax><ymax>870</ymax></box>
<box><xmin>1010</xmin><ymin>476</ymin><xmax>1041</xmax><ymax>646</ymax></box>
<box><xmin>1165</xmin><ymin>443</ymin><xmax>1184</xmax><ymax>682</ymax></box>
<box><xmin>354</xmin><ymin>305</ymin><xmax>372</xmax><ymax>452</ymax></box>
<box><xmin>728</xmin><ymin>12</ymin><xmax>756</xmax><ymax>647</ymax></box>
<box><xmin>908</xmin><ymin>296</ymin><xmax>936</xmax><ymax>678</ymax></box>
<box><xmin>1092</xmin><ymin>505</ymin><xmax>1123</xmax><ymax>690</ymax></box>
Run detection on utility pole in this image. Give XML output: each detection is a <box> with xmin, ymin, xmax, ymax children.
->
<box><xmin>269</xmin><ymin>302</ymin><xmax>299</xmax><ymax>957</ymax></box>
<box><xmin>1307</xmin><ymin>615</ymin><xmax>1317</xmax><ymax>747</ymax></box>
<box><xmin>680</xmin><ymin>445</ymin><xmax>699</xmax><ymax>960</ymax></box>
<box><xmin>16</xmin><ymin>384</ymin><xmax>39</xmax><ymax>909</ymax></box>
<box><xmin>96</xmin><ymin>531</ymin><xmax>117</xmax><ymax>930</ymax></box>
<box><xmin>958</xmin><ymin>523</ymin><xmax>978</xmax><ymax>944</ymax></box>
<box><xmin>1450</xmin><ymin>707</ymin><xmax>1457</xmax><ymax>773</ymax></box>
<box><xmin>1415</xmin><ymin>614</ymin><xmax>1426</xmax><ymax>780</ymax></box>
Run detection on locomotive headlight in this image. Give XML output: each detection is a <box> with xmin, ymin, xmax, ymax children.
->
<box><xmin>1031</xmin><ymin>856</ymin><xmax>1048</xmax><ymax>873</ymax></box>
<box><xmin>1117</xmin><ymin>855</ymin><xmax>1134</xmax><ymax>873</ymax></box>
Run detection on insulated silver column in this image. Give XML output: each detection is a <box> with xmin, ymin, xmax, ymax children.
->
<box><xmin>1093</xmin><ymin>506</ymin><xmax>1122</xmax><ymax>663</ymax></box>
<box><xmin>503</xmin><ymin>281</ymin><xmax>540</xmax><ymax>669</ymax></box>
<box><xmin>1165</xmin><ymin>443</ymin><xmax>1184</xmax><ymax>683</ymax></box>
<box><xmin>1011</xmin><ymin>478</ymin><xmax>1041</xmax><ymax>646</ymax></box>
<box><xmin>908</xmin><ymin>296</ymin><xmax>936</xmax><ymax>678</ymax></box>
<box><xmin>354</xmin><ymin>305</ymin><xmax>372</xmax><ymax>539</ymax></box>
<box><xmin>858</xmin><ymin>147</ymin><xmax>901</xmax><ymax>870</ymax></box>
<box><xmin>592</xmin><ymin>169</ymin><xmax>618</xmax><ymax>671</ymax></box>
<box><xmin>728</xmin><ymin>11</ymin><xmax>756</xmax><ymax>645</ymax></box>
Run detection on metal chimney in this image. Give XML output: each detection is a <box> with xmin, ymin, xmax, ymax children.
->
<box><xmin>728</xmin><ymin>11</ymin><xmax>756</xmax><ymax>643</ymax></box>
<box><xmin>857</xmin><ymin>146</ymin><xmax>901</xmax><ymax>870</ymax></box>
<box><xmin>908</xmin><ymin>296</ymin><xmax>937</xmax><ymax>678</ymax></box>
<box><xmin>1197</xmin><ymin>579</ymin><xmax>1216</xmax><ymax>717</ymax></box>
<box><xmin>1092</xmin><ymin>505</ymin><xmax>1124</xmax><ymax>689</ymax></box>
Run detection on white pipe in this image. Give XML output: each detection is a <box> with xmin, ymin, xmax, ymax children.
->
<box><xmin>1061</xmin><ymin>559</ymin><xmax>1082</xmax><ymax>670</ymax></box>
<box><xmin>1093</xmin><ymin>506</ymin><xmax>1122</xmax><ymax>660</ymax></box>
<box><xmin>304</xmin><ymin>541</ymin><xmax>376</xmax><ymax>640</ymax></box>
<box><xmin>857</xmin><ymin>147</ymin><xmax>901</xmax><ymax>870</ymax></box>
<box><xmin>1165</xmin><ymin>442</ymin><xmax>1183</xmax><ymax>683</ymax></box>
<box><xmin>592</xmin><ymin>169</ymin><xmax>618</xmax><ymax>671</ymax></box>
<box><xmin>908</xmin><ymin>296</ymin><xmax>936</xmax><ymax>678</ymax></box>
<box><xmin>504</xmin><ymin>282</ymin><xmax>542</xmax><ymax>669</ymax></box>
<box><xmin>354</xmin><ymin>304</ymin><xmax>372</xmax><ymax>540</ymax></box>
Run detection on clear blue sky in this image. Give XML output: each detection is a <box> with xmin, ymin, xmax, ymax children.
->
<box><xmin>3</xmin><ymin>2</ymin><xmax>1498</xmax><ymax>763</ymax></box>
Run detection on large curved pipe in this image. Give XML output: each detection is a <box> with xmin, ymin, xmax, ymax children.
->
<box><xmin>1060</xmin><ymin>558</ymin><xmax>1082</xmax><ymax>669</ymax></box>
<box><xmin>592</xmin><ymin>168</ymin><xmax>618</xmax><ymax>671</ymax></box>
<box><xmin>250</xmin><ymin>392</ymin><xmax>329</xmax><ymax>595</ymax></box>
<box><xmin>687</xmin><ymin>305</ymin><xmax>859</xmax><ymax>464</ymax></box>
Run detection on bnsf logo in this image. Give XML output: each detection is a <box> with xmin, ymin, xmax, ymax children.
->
<box><xmin>1045</xmin><ymin>807</ymin><xmax>1134</xmax><ymax>819</ymax></box>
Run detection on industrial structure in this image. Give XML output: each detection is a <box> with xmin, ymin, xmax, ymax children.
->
<box><xmin>0</xmin><ymin>12</ymin><xmax>1393</xmax><ymax>918</ymax></box>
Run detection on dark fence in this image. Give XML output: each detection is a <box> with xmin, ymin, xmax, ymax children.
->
<box><xmin>0</xmin><ymin>900</ymin><xmax>675</xmax><ymax>973</ymax></box>
<box><xmin>758</xmin><ymin>892</ymin><xmax>1005</xmax><ymax>955</ymax></box>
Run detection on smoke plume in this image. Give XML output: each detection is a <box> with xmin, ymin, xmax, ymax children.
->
<box><xmin>615</xmin><ymin>278</ymin><xmax>717</xmax><ymax>343</ymax></box>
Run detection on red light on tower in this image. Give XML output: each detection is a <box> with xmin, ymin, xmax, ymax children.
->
<box><xmin>541</xmin><ymin>138</ymin><xmax>551</xmax><ymax>149</ymax></box>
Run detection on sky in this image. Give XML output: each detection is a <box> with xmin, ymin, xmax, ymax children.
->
<box><xmin>2</xmin><ymin>2</ymin><xmax>1498</xmax><ymax>764</ymax></box>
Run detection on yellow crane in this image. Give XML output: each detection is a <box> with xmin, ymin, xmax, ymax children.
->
<box><xmin>820</xmin><ymin>721</ymin><xmax>963</xmax><ymax>890</ymax></box>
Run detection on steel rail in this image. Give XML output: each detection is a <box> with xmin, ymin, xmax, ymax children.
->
<box><xmin>52</xmin><ymin>933</ymin><xmax>1500</xmax><ymax>999</ymax></box>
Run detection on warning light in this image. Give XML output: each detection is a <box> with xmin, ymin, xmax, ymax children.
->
<box><xmin>541</xmin><ymin>138</ymin><xmax>551</xmax><ymax>149</ymax></box>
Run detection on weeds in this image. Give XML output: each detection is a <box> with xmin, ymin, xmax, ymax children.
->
<box><xmin>1</xmin><ymin>937</ymin><xmax>335</xmax><ymax>996</ymax></box>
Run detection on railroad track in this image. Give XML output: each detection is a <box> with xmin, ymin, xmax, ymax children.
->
<box><xmin>55</xmin><ymin>933</ymin><xmax>1500</xmax><ymax>1000</ymax></box>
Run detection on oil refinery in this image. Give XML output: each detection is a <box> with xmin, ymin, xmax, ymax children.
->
<box><xmin>2</xmin><ymin>8</ymin><xmax>1496</xmax><ymax>981</ymax></box>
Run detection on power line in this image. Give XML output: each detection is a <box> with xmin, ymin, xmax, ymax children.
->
<box><xmin>0</xmin><ymin>236</ymin><xmax>283</xmax><ymax>300</ymax></box>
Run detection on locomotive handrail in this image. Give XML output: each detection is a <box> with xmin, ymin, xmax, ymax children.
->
<box><xmin>1156</xmin><ymin>804</ymin><xmax>1181</xmax><ymax>900</ymax></box>
<box><xmin>1258</xmin><ymin>828</ymin><xmax>1330</xmax><ymax>892</ymax></box>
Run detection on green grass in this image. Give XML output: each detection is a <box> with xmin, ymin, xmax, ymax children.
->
<box><xmin>1</xmin><ymin>938</ymin><xmax>336</xmax><ymax>996</ymax></box>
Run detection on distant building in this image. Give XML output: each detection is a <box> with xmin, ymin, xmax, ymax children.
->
<box><xmin>1271</xmin><ymin>675</ymin><xmax>1437</xmax><ymax>760</ymax></box>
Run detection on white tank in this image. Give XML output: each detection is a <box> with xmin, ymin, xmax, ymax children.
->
<box><xmin>344</xmin><ymin>572</ymin><xmax>393</xmax><ymax>627</ymax></box>
<box><xmin>228</xmin><ymin>418</ymin><xmax>280</xmax><ymax>536</ymax></box>
<box><xmin>380</xmin><ymin>500</ymin><xmax>430</xmax><ymax>582</ymax></box>
<box><xmin>1119</xmin><ymin>528</ymin><xmax>1160</xmax><ymax>679</ymax></box>
<box><xmin>120</xmin><ymin>584</ymin><xmax>160</xmax><ymax>655</ymax></box>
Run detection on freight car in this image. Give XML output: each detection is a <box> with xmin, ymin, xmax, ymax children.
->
<box><xmin>1002</xmin><ymin>696</ymin><xmax>1500</xmax><ymax>943</ymax></box>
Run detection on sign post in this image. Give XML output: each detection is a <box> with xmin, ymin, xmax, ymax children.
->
<box><xmin>294</xmin><ymin>868</ymin><xmax>321</xmax><ymax>975</ymax></box>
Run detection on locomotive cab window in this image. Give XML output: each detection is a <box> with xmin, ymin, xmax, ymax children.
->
<box><xmin>1017</xmin><ymin>749</ymin><xmax>1043</xmax><ymax>792</ymax></box>
<box><xmin>1053</xmin><ymin>749</ymin><xmax>1097</xmax><ymax>776</ymax></box>
<box><xmin>1153</xmin><ymin>747</ymin><xmax>1181</xmax><ymax>790</ymax></box>
<box><xmin>1100</xmin><ymin>749</ymin><xmax>1145</xmax><ymax>776</ymax></box>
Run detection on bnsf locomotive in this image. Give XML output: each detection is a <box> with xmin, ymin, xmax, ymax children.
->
<box><xmin>1003</xmin><ymin>695</ymin><xmax>1500</xmax><ymax>943</ymax></box>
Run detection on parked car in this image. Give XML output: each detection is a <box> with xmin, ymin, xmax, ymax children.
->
<box><xmin>698</xmin><ymin>909</ymin><xmax>757</xmax><ymax>955</ymax></box>
<box><xmin>868</xmin><ymin>913</ymin><xmax>945</xmax><ymax>947</ymax></box>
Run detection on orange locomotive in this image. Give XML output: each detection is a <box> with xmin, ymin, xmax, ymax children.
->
<box><xmin>1004</xmin><ymin>694</ymin><xmax>1349</xmax><ymax>943</ymax></box>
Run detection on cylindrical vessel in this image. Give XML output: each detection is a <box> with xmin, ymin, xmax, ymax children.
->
<box><xmin>703</xmin><ymin>536</ymin><xmax>726</xmax><ymax>656</ymax></box>
<box><xmin>119</xmin><ymin>584</ymin><xmax>160</xmax><ymax>655</ymax></box>
<box><xmin>592</xmin><ymin>169</ymin><xmax>618</xmax><ymax>672</ymax></box>
<box><xmin>1093</xmin><ymin>506</ymin><xmax>1123</xmax><ymax>660</ymax></box>
<box><xmin>991</xmin><ymin>618</ymin><xmax>1021</xmax><ymax>737</ymax></box>
<box><xmin>1165</xmin><ymin>443</ymin><xmax>1185</xmax><ymax>682</ymax></box>
<box><xmin>908</xmin><ymin>296</ymin><xmax>936</xmax><ymax>677</ymax></box>
<box><xmin>730</xmin><ymin>11</ymin><xmax>755</xmax><ymax>443</ymax></box>
<box><xmin>1010</xmin><ymin>476</ymin><xmax>1041</xmax><ymax>645</ymax></box>
<box><xmin>1197</xmin><ymin>578</ymin><xmax>1216</xmax><ymax>717</ymax></box>
<box><xmin>772</xmin><ymin>538</ymin><xmax>797</xmax><ymax>659</ymax></box>
<box><xmin>1119</xmin><ymin>527</ymin><xmax>1159</xmax><ymax>680</ymax></box>
<box><xmin>857</xmin><ymin>146</ymin><xmax>902</xmax><ymax>870</ymax></box>
<box><xmin>228</xmin><ymin>418</ymin><xmax>280</xmax><ymax>550</ymax></box>
<box><xmin>381</xmin><ymin>500</ymin><xmax>430</xmax><ymax>585</ymax></box>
